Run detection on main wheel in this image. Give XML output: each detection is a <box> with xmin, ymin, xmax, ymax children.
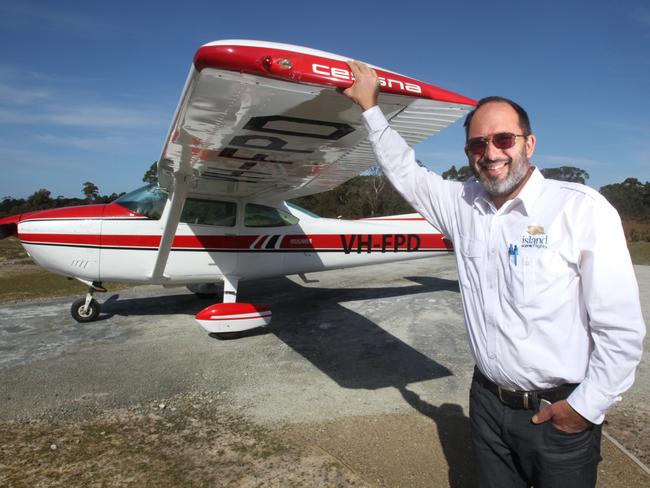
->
<box><xmin>186</xmin><ymin>283</ymin><xmax>221</xmax><ymax>299</ymax></box>
<box><xmin>71</xmin><ymin>297</ymin><xmax>100</xmax><ymax>323</ymax></box>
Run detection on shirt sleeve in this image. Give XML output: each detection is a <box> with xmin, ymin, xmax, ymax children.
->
<box><xmin>362</xmin><ymin>106</ymin><xmax>461</xmax><ymax>238</ymax></box>
<box><xmin>566</xmin><ymin>195</ymin><xmax>646</xmax><ymax>424</ymax></box>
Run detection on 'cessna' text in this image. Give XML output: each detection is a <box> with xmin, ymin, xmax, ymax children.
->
<box><xmin>312</xmin><ymin>64</ymin><xmax>422</xmax><ymax>94</ymax></box>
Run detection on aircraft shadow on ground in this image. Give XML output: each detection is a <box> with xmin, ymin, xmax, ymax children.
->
<box><xmin>100</xmin><ymin>274</ymin><xmax>474</xmax><ymax>486</ymax></box>
<box><xmin>253</xmin><ymin>276</ymin><xmax>459</xmax><ymax>390</ymax></box>
<box><xmin>101</xmin><ymin>274</ymin><xmax>460</xmax><ymax>390</ymax></box>
<box><xmin>399</xmin><ymin>387</ymin><xmax>477</xmax><ymax>488</ymax></box>
<box><xmin>257</xmin><ymin>275</ymin><xmax>475</xmax><ymax>487</ymax></box>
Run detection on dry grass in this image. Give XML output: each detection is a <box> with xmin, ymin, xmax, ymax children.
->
<box><xmin>0</xmin><ymin>237</ymin><xmax>129</xmax><ymax>303</ymax></box>
<box><xmin>622</xmin><ymin>221</ymin><xmax>650</xmax><ymax>265</ymax></box>
<box><xmin>628</xmin><ymin>241</ymin><xmax>650</xmax><ymax>265</ymax></box>
<box><xmin>623</xmin><ymin>220</ymin><xmax>650</xmax><ymax>242</ymax></box>
<box><xmin>0</xmin><ymin>394</ymin><xmax>368</xmax><ymax>488</ymax></box>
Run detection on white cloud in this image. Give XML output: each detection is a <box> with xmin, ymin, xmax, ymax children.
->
<box><xmin>0</xmin><ymin>82</ymin><xmax>52</xmax><ymax>104</ymax></box>
<box><xmin>0</xmin><ymin>1</ymin><xmax>115</xmax><ymax>36</ymax></box>
<box><xmin>0</xmin><ymin>145</ymin><xmax>88</xmax><ymax>172</ymax></box>
<box><xmin>49</xmin><ymin>103</ymin><xmax>165</xmax><ymax>129</ymax></box>
<box><xmin>635</xmin><ymin>6</ymin><xmax>650</xmax><ymax>27</ymax></box>
<box><xmin>0</xmin><ymin>67</ymin><xmax>168</xmax><ymax>130</ymax></box>
<box><xmin>34</xmin><ymin>134</ymin><xmax>131</xmax><ymax>151</ymax></box>
<box><xmin>0</xmin><ymin>102</ymin><xmax>166</xmax><ymax>129</ymax></box>
<box><xmin>0</xmin><ymin>65</ymin><xmax>88</xmax><ymax>86</ymax></box>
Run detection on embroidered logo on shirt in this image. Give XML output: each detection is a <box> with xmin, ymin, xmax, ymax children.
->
<box><xmin>527</xmin><ymin>225</ymin><xmax>545</xmax><ymax>235</ymax></box>
<box><xmin>521</xmin><ymin>225</ymin><xmax>548</xmax><ymax>248</ymax></box>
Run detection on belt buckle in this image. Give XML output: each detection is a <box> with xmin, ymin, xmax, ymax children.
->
<box><xmin>498</xmin><ymin>386</ymin><xmax>529</xmax><ymax>409</ymax></box>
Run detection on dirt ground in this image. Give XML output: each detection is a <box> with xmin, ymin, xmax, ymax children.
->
<box><xmin>0</xmin><ymin>393</ymin><xmax>370</xmax><ymax>488</ymax></box>
<box><xmin>0</xmin><ymin>241</ymin><xmax>648</xmax><ymax>487</ymax></box>
<box><xmin>605</xmin><ymin>402</ymin><xmax>650</xmax><ymax>467</ymax></box>
<box><xmin>1</xmin><ymin>392</ymin><xmax>648</xmax><ymax>487</ymax></box>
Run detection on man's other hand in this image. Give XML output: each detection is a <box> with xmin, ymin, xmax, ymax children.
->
<box><xmin>343</xmin><ymin>60</ymin><xmax>379</xmax><ymax>111</ymax></box>
<box><xmin>532</xmin><ymin>399</ymin><xmax>592</xmax><ymax>433</ymax></box>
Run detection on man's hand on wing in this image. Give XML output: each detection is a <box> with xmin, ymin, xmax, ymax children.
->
<box><xmin>343</xmin><ymin>60</ymin><xmax>379</xmax><ymax>111</ymax></box>
<box><xmin>532</xmin><ymin>399</ymin><xmax>592</xmax><ymax>433</ymax></box>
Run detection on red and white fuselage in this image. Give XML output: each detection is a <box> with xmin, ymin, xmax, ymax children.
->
<box><xmin>2</xmin><ymin>198</ymin><xmax>451</xmax><ymax>286</ymax></box>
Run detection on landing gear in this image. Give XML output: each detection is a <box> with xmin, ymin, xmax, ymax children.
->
<box><xmin>70</xmin><ymin>282</ymin><xmax>105</xmax><ymax>323</ymax></box>
<box><xmin>71</xmin><ymin>297</ymin><xmax>100</xmax><ymax>322</ymax></box>
<box><xmin>186</xmin><ymin>283</ymin><xmax>221</xmax><ymax>298</ymax></box>
<box><xmin>194</xmin><ymin>276</ymin><xmax>273</xmax><ymax>337</ymax></box>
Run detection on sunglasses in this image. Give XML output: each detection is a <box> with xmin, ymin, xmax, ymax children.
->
<box><xmin>465</xmin><ymin>132</ymin><xmax>527</xmax><ymax>157</ymax></box>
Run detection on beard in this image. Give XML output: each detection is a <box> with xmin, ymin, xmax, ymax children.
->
<box><xmin>473</xmin><ymin>147</ymin><xmax>531</xmax><ymax>197</ymax></box>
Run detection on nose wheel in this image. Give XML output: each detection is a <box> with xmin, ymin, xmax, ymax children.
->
<box><xmin>70</xmin><ymin>282</ymin><xmax>104</xmax><ymax>322</ymax></box>
<box><xmin>71</xmin><ymin>297</ymin><xmax>100</xmax><ymax>322</ymax></box>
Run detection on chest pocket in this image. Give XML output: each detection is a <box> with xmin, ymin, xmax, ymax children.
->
<box><xmin>512</xmin><ymin>248</ymin><xmax>570</xmax><ymax>307</ymax></box>
<box><xmin>459</xmin><ymin>237</ymin><xmax>486</xmax><ymax>295</ymax></box>
<box><xmin>460</xmin><ymin>238</ymin><xmax>484</xmax><ymax>258</ymax></box>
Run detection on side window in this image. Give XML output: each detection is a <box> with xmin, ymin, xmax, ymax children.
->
<box><xmin>244</xmin><ymin>204</ymin><xmax>299</xmax><ymax>227</ymax></box>
<box><xmin>181</xmin><ymin>199</ymin><xmax>236</xmax><ymax>226</ymax></box>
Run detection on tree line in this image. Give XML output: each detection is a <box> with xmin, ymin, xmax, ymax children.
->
<box><xmin>3</xmin><ymin>163</ymin><xmax>649</xmax><ymax>241</ymax></box>
<box><xmin>0</xmin><ymin>182</ymin><xmax>125</xmax><ymax>219</ymax></box>
<box><xmin>293</xmin><ymin>165</ymin><xmax>650</xmax><ymax>221</ymax></box>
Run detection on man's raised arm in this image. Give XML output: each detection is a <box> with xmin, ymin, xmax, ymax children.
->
<box><xmin>342</xmin><ymin>61</ymin><xmax>460</xmax><ymax>238</ymax></box>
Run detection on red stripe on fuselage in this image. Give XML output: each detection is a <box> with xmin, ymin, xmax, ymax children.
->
<box><xmin>20</xmin><ymin>233</ymin><xmax>102</xmax><ymax>246</ymax></box>
<box><xmin>17</xmin><ymin>203</ymin><xmax>141</xmax><ymax>222</ymax></box>
<box><xmin>360</xmin><ymin>217</ymin><xmax>426</xmax><ymax>221</ymax></box>
<box><xmin>19</xmin><ymin>233</ymin><xmax>259</xmax><ymax>249</ymax></box>
<box><xmin>18</xmin><ymin>233</ymin><xmax>452</xmax><ymax>251</ymax></box>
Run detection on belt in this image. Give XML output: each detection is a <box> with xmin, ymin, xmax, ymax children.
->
<box><xmin>474</xmin><ymin>367</ymin><xmax>578</xmax><ymax>410</ymax></box>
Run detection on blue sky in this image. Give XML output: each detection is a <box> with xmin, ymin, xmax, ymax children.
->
<box><xmin>1</xmin><ymin>0</ymin><xmax>649</xmax><ymax>199</ymax></box>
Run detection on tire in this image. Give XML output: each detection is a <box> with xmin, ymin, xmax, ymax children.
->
<box><xmin>186</xmin><ymin>283</ymin><xmax>221</xmax><ymax>299</ymax></box>
<box><xmin>71</xmin><ymin>297</ymin><xmax>100</xmax><ymax>323</ymax></box>
<box><xmin>194</xmin><ymin>292</ymin><xmax>219</xmax><ymax>299</ymax></box>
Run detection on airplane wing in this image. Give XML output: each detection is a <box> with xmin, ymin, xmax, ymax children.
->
<box><xmin>157</xmin><ymin>40</ymin><xmax>476</xmax><ymax>202</ymax></box>
<box><xmin>151</xmin><ymin>40</ymin><xmax>476</xmax><ymax>280</ymax></box>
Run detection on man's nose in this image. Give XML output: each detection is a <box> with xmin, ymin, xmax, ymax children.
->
<box><xmin>483</xmin><ymin>139</ymin><xmax>503</xmax><ymax>160</ymax></box>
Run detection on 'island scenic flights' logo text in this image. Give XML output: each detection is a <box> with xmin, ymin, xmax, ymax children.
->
<box><xmin>521</xmin><ymin>225</ymin><xmax>548</xmax><ymax>248</ymax></box>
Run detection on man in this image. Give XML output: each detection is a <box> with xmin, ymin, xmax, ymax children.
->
<box><xmin>343</xmin><ymin>60</ymin><xmax>646</xmax><ymax>487</ymax></box>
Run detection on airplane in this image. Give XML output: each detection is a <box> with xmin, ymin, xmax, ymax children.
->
<box><xmin>0</xmin><ymin>40</ymin><xmax>476</xmax><ymax>336</ymax></box>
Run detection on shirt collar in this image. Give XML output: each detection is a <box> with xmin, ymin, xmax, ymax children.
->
<box><xmin>473</xmin><ymin>186</ymin><xmax>492</xmax><ymax>215</ymax></box>
<box><xmin>513</xmin><ymin>167</ymin><xmax>544</xmax><ymax>215</ymax></box>
<box><xmin>469</xmin><ymin>167</ymin><xmax>544</xmax><ymax>216</ymax></box>
<box><xmin>461</xmin><ymin>179</ymin><xmax>490</xmax><ymax>215</ymax></box>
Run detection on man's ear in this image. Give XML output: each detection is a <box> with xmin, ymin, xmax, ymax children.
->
<box><xmin>525</xmin><ymin>134</ymin><xmax>536</xmax><ymax>158</ymax></box>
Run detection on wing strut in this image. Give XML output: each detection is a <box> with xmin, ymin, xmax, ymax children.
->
<box><xmin>150</xmin><ymin>175</ymin><xmax>189</xmax><ymax>280</ymax></box>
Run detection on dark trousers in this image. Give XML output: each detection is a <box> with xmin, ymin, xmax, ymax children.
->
<box><xmin>469</xmin><ymin>371</ymin><xmax>602</xmax><ymax>488</ymax></box>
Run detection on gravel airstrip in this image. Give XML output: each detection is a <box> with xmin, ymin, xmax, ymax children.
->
<box><xmin>1</xmin><ymin>255</ymin><xmax>648</xmax><ymax>487</ymax></box>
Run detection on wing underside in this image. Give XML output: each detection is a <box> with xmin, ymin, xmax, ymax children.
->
<box><xmin>158</xmin><ymin>61</ymin><xmax>474</xmax><ymax>202</ymax></box>
<box><xmin>150</xmin><ymin>40</ymin><xmax>475</xmax><ymax>280</ymax></box>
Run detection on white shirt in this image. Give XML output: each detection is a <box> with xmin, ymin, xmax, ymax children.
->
<box><xmin>363</xmin><ymin>106</ymin><xmax>646</xmax><ymax>424</ymax></box>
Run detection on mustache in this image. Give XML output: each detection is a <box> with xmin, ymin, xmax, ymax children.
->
<box><xmin>479</xmin><ymin>156</ymin><xmax>512</xmax><ymax>165</ymax></box>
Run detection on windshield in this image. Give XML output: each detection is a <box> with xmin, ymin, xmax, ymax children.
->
<box><xmin>114</xmin><ymin>184</ymin><xmax>168</xmax><ymax>220</ymax></box>
<box><xmin>286</xmin><ymin>201</ymin><xmax>320</xmax><ymax>218</ymax></box>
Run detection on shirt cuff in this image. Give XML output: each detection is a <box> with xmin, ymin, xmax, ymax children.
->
<box><xmin>362</xmin><ymin>105</ymin><xmax>389</xmax><ymax>134</ymax></box>
<box><xmin>566</xmin><ymin>379</ymin><xmax>613</xmax><ymax>425</ymax></box>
